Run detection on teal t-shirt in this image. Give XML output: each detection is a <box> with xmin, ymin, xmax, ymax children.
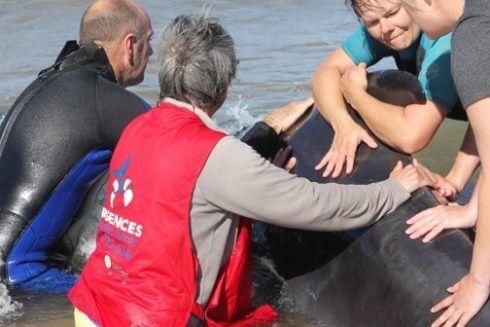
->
<box><xmin>342</xmin><ymin>25</ymin><xmax>460</xmax><ymax>114</ymax></box>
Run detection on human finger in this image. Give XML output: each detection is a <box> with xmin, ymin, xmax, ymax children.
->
<box><xmin>331</xmin><ymin>153</ymin><xmax>347</xmax><ymax>178</ymax></box>
<box><xmin>406</xmin><ymin>207</ymin><xmax>436</xmax><ymax>225</ymax></box>
<box><xmin>412</xmin><ymin>159</ymin><xmax>439</xmax><ymax>185</ymax></box>
<box><xmin>447</xmin><ymin>281</ymin><xmax>460</xmax><ymax>294</ymax></box>
<box><xmin>417</xmin><ymin>167</ymin><xmax>435</xmax><ymax>188</ymax></box>
<box><xmin>323</xmin><ymin>154</ymin><xmax>339</xmax><ymax>177</ymax></box>
<box><xmin>390</xmin><ymin>161</ymin><xmax>403</xmax><ymax>175</ymax></box>
<box><xmin>406</xmin><ymin>214</ymin><xmax>437</xmax><ymax>236</ymax></box>
<box><xmin>315</xmin><ymin>151</ymin><xmax>331</xmax><ymax>171</ymax></box>
<box><xmin>456</xmin><ymin>313</ymin><xmax>471</xmax><ymax>327</ymax></box>
<box><xmin>284</xmin><ymin>157</ymin><xmax>297</xmax><ymax>173</ymax></box>
<box><xmin>431</xmin><ymin>305</ymin><xmax>456</xmax><ymax>327</ymax></box>
<box><xmin>345</xmin><ymin>144</ymin><xmax>357</xmax><ymax>175</ymax></box>
<box><xmin>407</xmin><ymin>217</ymin><xmax>440</xmax><ymax>239</ymax></box>
<box><xmin>406</xmin><ymin>211</ymin><xmax>436</xmax><ymax>232</ymax></box>
<box><xmin>437</xmin><ymin>187</ymin><xmax>450</xmax><ymax>198</ymax></box>
<box><xmin>438</xmin><ymin>184</ymin><xmax>459</xmax><ymax>202</ymax></box>
<box><xmin>442</xmin><ymin>310</ymin><xmax>464</xmax><ymax>327</ymax></box>
<box><xmin>422</xmin><ymin>223</ymin><xmax>445</xmax><ymax>243</ymax></box>
<box><xmin>432</xmin><ymin>295</ymin><xmax>454</xmax><ymax>313</ymax></box>
<box><xmin>361</xmin><ymin>130</ymin><xmax>378</xmax><ymax>149</ymax></box>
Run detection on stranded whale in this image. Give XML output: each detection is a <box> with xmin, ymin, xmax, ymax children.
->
<box><xmin>256</xmin><ymin>70</ymin><xmax>490</xmax><ymax>326</ymax></box>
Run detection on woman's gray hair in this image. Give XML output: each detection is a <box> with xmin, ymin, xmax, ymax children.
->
<box><xmin>157</xmin><ymin>15</ymin><xmax>238</xmax><ymax>109</ymax></box>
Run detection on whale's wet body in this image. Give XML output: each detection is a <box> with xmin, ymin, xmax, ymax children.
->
<box><xmin>255</xmin><ymin>70</ymin><xmax>490</xmax><ymax>326</ymax></box>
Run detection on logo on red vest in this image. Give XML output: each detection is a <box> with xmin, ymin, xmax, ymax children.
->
<box><xmin>110</xmin><ymin>157</ymin><xmax>134</xmax><ymax>209</ymax></box>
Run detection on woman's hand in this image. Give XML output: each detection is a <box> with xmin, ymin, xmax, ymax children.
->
<box><xmin>315</xmin><ymin>120</ymin><xmax>377</xmax><ymax>178</ymax></box>
<box><xmin>412</xmin><ymin>160</ymin><xmax>461</xmax><ymax>201</ymax></box>
<box><xmin>389</xmin><ymin>160</ymin><xmax>434</xmax><ymax>193</ymax></box>
<box><xmin>340</xmin><ymin>63</ymin><xmax>368</xmax><ymax>110</ymax></box>
<box><xmin>405</xmin><ymin>203</ymin><xmax>477</xmax><ymax>243</ymax></box>
<box><xmin>433</xmin><ymin>177</ymin><xmax>460</xmax><ymax>202</ymax></box>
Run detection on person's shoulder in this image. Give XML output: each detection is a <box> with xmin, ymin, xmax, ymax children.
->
<box><xmin>96</xmin><ymin>76</ymin><xmax>147</xmax><ymax>110</ymax></box>
<box><xmin>421</xmin><ymin>32</ymin><xmax>451</xmax><ymax>49</ymax></box>
<box><xmin>345</xmin><ymin>25</ymin><xmax>372</xmax><ymax>43</ymax></box>
<box><xmin>213</xmin><ymin>135</ymin><xmax>267</xmax><ymax>163</ymax></box>
<box><xmin>459</xmin><ymin>0</ymin><xmax>490</xmax><ymax>18</ymax></box>
<box><xmin>342</xmin><ymin>24</ymin><xmax>392</xmax><ymax>65</ymax></box>
<box><xmin>215</xmin><ymin>135</ymin><xmax>249</xmax><ymax>152</ymax></box>
<box><xmin>420</xmin><ymin>33</ymin><xmax>451</xmax><ymax>59</ymax></box>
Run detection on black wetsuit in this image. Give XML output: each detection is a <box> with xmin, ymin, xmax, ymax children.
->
<box><xmin>0</xmin><ymin>41</ymin><xmax>148</xmax><ymax>292</ymax></box>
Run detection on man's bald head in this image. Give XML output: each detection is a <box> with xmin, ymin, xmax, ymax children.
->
<box><xmin>79</xmin><ymin>0</ymin><xmax>145</xmax><ymax>50</ymax></box>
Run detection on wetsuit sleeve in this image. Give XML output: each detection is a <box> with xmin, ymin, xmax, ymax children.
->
<box><xmin>417</xmin><ymin>33</ymin><xmax>459</xmax><ymax>113</ymax></box>
<box><xmin>342</xmin><ymin>25</ymin><xmax>392</xmax><ymax>66</ymax></box>
<box><xmin>240</xmin><ymin>122</ymin><xmax>285</xmax><ymax>159</ymax></box>
<box><xmin>96</xmin><ymin>77</ymin><xmax>149</xmax><ymax>149</ymax></box>
<box><xmin>198</xmin><ymin>137</ymin><xmax>410</xmax><ymax>231</ymax></box>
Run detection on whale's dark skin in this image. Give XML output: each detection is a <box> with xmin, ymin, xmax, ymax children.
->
<box><xmin>254</xmin><ymin>70</ymin><xmax>422</xmax><ymax>280</ymax></box>
<box><xmin>256</xmin><ymin>70</ymin><xmax>490</xmax><ymax>326</ymax></box>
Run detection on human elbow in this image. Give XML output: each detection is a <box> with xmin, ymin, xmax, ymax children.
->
<box><xmin>310</xmin><ymin>67</ymin><xmax>324</xmax><ymax>90</ymax></box>
<box><xmin>311</xmin><ymin>65</ymin><xmax>338</xmax><ymax>90</ymax></box>
<box><xmin>396</xmin><ymin>134</ymin><xmax>429</xmax><ymax>154</ymax></box>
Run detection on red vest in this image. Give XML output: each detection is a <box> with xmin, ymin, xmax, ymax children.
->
<box><xmin>69</xmin><ymin>101</ymin><xmax>277</xmax><ymax>326</ymax></box>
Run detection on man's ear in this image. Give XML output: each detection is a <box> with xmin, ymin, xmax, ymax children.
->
<box><xmin>122</xmin><ymin>33</ymin><xmax>137</xmax><ymax>66</ymax></box>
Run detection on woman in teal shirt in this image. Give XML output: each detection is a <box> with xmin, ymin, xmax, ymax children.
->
<box><xmin>311</xmin><ymin>0</ymin><xmax>478</xmax><ymax>242</ymax></box>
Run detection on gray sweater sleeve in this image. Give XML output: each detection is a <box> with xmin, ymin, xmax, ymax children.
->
<box><xmin>199</xmin><ymin>136</ymin><xmax>410</xmax><ymax>231</ymax></box>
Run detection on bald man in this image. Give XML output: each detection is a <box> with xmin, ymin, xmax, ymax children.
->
<box><xmin>0</xmin><ymin>0</ymin><xmax>153</xmax><ymax>293</ymax></box>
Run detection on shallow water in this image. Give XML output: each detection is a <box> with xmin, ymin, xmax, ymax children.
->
<box><xmin>0</xmin><ymin>0</ymin><xmax>472</xmax><ymax>325</ymax></box>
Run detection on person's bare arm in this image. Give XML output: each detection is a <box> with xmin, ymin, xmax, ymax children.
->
<box><xmin>341</xmin><ymin>63</ymin><xmax>446</xmax><ymax>154</ymax></box>
<box><xmin>444</xmin><ymin>126</ymin><xmax>480</xmax><ymax>197</ymax></box>
<box><xmin>432</xmin><ymin>97</ymin><xmax>490</xmax><ymax>327</ymax></box>
<box><xmin>311</xmin><ymin>48</ymin><xmax>377</xmax><ymax>178</ymax></box>
<box><xmin>263</xmin><ymin>97</ymin><xmax>314</xmax><ymax>134</ymax></box>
